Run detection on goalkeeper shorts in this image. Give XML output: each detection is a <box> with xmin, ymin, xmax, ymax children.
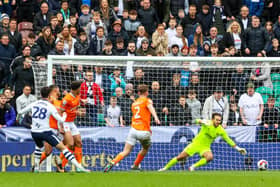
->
<box><xmin>126</xmin><ymin>127</ymin><xmax>151</xmax><ymax>146</ymax></box>
<box><xmin>184</xmin><ymin>143</ymin><xmax>211</xmax><ymax>157</ymax></box>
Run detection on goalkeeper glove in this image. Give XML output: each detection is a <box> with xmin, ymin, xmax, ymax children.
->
<box><xmin>235</xmin><ymin>146</ymin><xmax>247</xmax><ymax>155</ymax></box>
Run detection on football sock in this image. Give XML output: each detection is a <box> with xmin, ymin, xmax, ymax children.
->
<box><xmin>164</xmin><ymin>157</ymin><xmax>178</xmax><ymax>170</ymax></box>
<box><xmin>74</xmin><ymin>147</ymin><xmax>82</xmax><ymax>164</ymax></box>
<box><xmin>39</xmin><ymin>152</ymin><xmax>47</xmax><ymax>164</ymax></box>
<box><xmin>62</xmin><ymin>149</ymin><xmax>83</xmax><ymax>169</ymax></box>
<box><xmin>193</xmin><ymin>158</ymin><xmax>207</xmax><ymax>168</ymax></box>
<box><xmin>112</xmin><ymin>154</ymin><xmax>124</xmax><ymax>165</ymax></box>
<box><xmin>134</xmin><ymin>153</ymin><xmax>145</xmax><ymax>166</ymax></box>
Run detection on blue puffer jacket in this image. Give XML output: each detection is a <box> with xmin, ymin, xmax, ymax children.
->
<box><xmin>3</xmin><ymin>104</ymin><xmax>16</xmax><ymax>127</ymax></box>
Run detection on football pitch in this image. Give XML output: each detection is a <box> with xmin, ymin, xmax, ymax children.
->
<box><xmin>0</xmin><ymin>171</ymin><xmax>279</xmax><ymax>187</ymax></box>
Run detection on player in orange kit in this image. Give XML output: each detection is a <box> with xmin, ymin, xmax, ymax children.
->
<box><xmin>104</xmin><ymin>84</ymin><xmax>160</xmax><ymax>172</ymax></box>
<box><xmin>57</xmin><ymin>81</ymin><xmax>84</xmax><ymax>172</ymax></box>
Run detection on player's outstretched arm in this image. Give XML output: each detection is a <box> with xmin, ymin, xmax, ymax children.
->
<box><xmin>233</xmin><ymin>145</ymin><xmax>247</xmax><ymax>155</ymax></box>
<box><xmin>221</xmin><ymin>129</ymin><xmax>247</xmax><ymax>155</ymax></box>
<box><xmin>147</xmin><ymin>104</ymin><xmax>160</xmax><ymax>125</ymax></box>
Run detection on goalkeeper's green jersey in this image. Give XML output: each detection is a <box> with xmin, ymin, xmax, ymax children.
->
<box><xmin>192</xmin><ymin>119</ymin><xmax>235</xmax><ymax>147</ymax></box>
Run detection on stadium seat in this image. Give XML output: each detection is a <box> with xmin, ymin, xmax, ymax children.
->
<box><xmin>274</xmin><ymin>83</ymin><xmax>280</xmax><ymax>97</ymax></box>
<box><xmin>255</xmin><ymin>86</ymin><xmax>273</xmax><ymax>104</ymax></box>
<box><xmin>275</xmin><ymin>97</ymin><xmax>280</xmax><ymax>108</ymax></box>
<box><xmin>17</xmin><ymin>22</ymin><xmax>33</xmax><ymax>38</ymax></box>
<box><xmin>271</xmin><ymin>73</ymin><xmax>280</xmax><ymax>82</ymax></box>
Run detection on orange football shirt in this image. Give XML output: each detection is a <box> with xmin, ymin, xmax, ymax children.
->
<box><xmin>131</xmin><ymin>97</ymin><xmax>152</xmax><ymax>131</ymax></box>
<box><xmin>49</xmin><ymin>99</ymin><xmax>62</xmax><ymax>129</ymax></box>
<box><xmin>61</xmin><ymin>93</ymin><xmax>80</xmax><ymax>122</ymax></box>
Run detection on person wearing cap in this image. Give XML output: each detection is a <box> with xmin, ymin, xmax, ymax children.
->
<box><xmin>168</xmin><ymin>43</ymin><xmax>181</xmax><ymax>56</ymax></box>
<box><xmin>108</xmin><ymin>19</ymin><xmax>129</xmax><ymax>49</ymax></box>
<box><xmin>238</xmin><ymin>82</ymin><xmax>264</xmax><ymax>126</ymax></box>
<box><xmin>0</xmin><ymin>13</ymin><xmax>10</xmax><ymax>33</ymax></box>
<box><xmin>108</xmin><ymin>66</ymin><xmax>126</xmax><ymax>96</ymax></box>
<box><xmin>202</xmin><ymin>86</ymin><xmax>229</xmax><ymax>128</ymax></box>
<box><xmin>136</xmin><ymin>37</ymin><xmax>156</xmax><ymax>56</ymax></box>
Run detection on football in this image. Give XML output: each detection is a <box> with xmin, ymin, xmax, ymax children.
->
<box><xmin>257</xmin><ymin>160</ymin><xmax>268</xmax><ymax>171</ymax></box>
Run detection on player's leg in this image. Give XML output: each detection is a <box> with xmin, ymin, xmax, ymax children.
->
<box><xmin>31</xmin><ymin>132</ymin><xmax>46</xmax><ymax>172</ymax></box>
<box><xmin>39</xmin><ymin>142</ymin><xmax>53</xmax><ymax>165</ymax></box>
<box><xmin>131</xmin><ymin>132</ymin><xmax>152</xmax><ymax>170</ymax></box>
<box><xmin>189</xmin><ymin>151</ymin><xmax>213</xmax><ymax>171</ymax></box>
<box><xmin>73</xmin><ymin>130</ymin><xmax>82</xmax><ymax>164</ymax></box>
<box><xmin>159</xmin><ymin>150</ymin><xmax>190</xmax><ymax>171</ymax></box>
<box><xmin>55</xmin><ymin>142</ymin><xmax>90</xmax><ymax>173</ymax></box>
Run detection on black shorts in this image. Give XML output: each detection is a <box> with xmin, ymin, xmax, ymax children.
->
<box><xmin>31</xmin><ymin>131</ymin><xmax>60</xmax><ymax>148</ymax></box>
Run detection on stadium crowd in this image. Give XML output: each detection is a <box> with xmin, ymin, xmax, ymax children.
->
<box><xmin>0</xmin><ymin>0</ymin><xmax>280</xmax><ymax>141</ymax></box>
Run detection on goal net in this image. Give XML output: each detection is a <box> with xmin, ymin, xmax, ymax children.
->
<box><xmin>32</xmin><ymin>56</ymin><xmax>280</xmax><ymax>171</ymax></box>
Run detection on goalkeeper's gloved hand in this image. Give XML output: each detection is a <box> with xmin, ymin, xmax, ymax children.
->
<box><xmin>235</xmin><ymin>146</ymin><xmax>247</xmax><ymax>155</ymax></box>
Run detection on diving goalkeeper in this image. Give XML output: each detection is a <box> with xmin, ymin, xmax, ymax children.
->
<box><xmin>159</xmin><ymin>113</ymin><xmax>247</xmax><ymax>171</ymax></box>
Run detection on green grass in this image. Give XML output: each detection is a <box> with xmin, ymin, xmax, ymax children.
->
<box><xmin>0</xmin><ymin>171</ymin><xmax>278</xmax><ymax>187</ymax></box>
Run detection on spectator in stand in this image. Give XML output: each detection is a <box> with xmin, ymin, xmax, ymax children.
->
<box><xmin>109</xmin><ymin>66</ymin><xmax>126</xmax><ymax>96</ymax></box>
<box><xmin>170</xmin><ymin>25</ymin><xmax>188</xmax><ymax>50</ymax></box>
<box><xmin>27</xmin><ymin>33</ymin><xmax>42</xmax><ymax>59</ymax></box>
<box><xmin>264</xmin><ymin>21</ymin><xmax>275</xmax><ymax>51</ymax></box>
<box><xmin>60</xmin><ymin>0</ymin><xmax>71</xmax><ymax>25</ymax></box>
<box><xmin>229</xmin><ymin>64</ymin><xmax>250</xmax><ymax>101</ymax></box>
<box><xmin>169</xmin><ymin>0</ymin><xmax>189</xmax><ymax>19</ymax></box>
<box><xmin>104</xmin><ymin>96</ymin><xmax>124</xmax><ymax>127</ymax></box>
<box><xmin>165</xmin><ymin>18</ymin><xmax>177</xmax><ymax>47</ymax></box>
<box><xmin>219</xmin><ymin>20</ymin><xmax>244</xmax><ymax>56</ymax></box>
<box><xmin>115</xmin><ymin>87</ymin><xmax>123</xmax><ymax>98</ymax></box>
<box><xmin>0</xmin><ymin>0</ymin><xmax>15</xmax><ymax>16</ymax></box>
<box><xmin>228</xmin><ymin>102</ymin><xmax>242</xmax><ymax>126</ymax></box>
<box><xmin>80</xmin><ymin>70</ymin><xmax>105</xmax><ymax>126</ymax></box>
<box><xmin>108</xmin><ymin>19</ymin><xmax>129</xmax><ymax>49</ymax></box>
<box><xmin>36</xmin><ymin>26</ymin><xmax>55</xmax><ymax>57</ymax></box>
<box><xmin>56</xmin><ymin>12</ymin><xmax>64</xmax><ymax>28</ymax></box>
<box><xmin>261</xmin><ymin>0</ymin><xmax>279</xmax><ymax>23</ymax></box>
<box><xmin>16</xmin><ymin>0</ymin><xmax>35</xmax><ymax>22</ymax></box>
<box><xmin>150</xmin><ymin>0</ymin><xmax>170</xmax><ymax>27</ymax></box>
<box><xmin>0</xmin><ymin>94</ymin><xmax>16</xmax><ymax>128</ymax></box>
<box><xmin>10</xmin><ymin>45</ymin><xmax>33</xmax><ymax>73</ymax></box>
<box><xmin>180</xmin><ymin>45</ymin><xmax>189</xmax><ymax>56</ymax></box>
<box><xmin>117</xmin><ymin>83</ymin><xmax>135</xmax><ymax>126</ymax></box>
<box><xmin>113</xmin><ymin>37</ymin><xmax>127</xmax><ymax>55</ymax></box>
<box><xmin>181</xmin><ymin>4</ymin><xmax>199</xmax><ymax>37</ymax></box>
<box><xmin>55</xmin><ymin>64</ymin><xmax>74</xmax><ymax>95</ymax></box>
<box><xmin>78</xmin><ymin>4</ymin><xmax>92</xmax><ymax>29</ymax></box>
<box><xmin>69</xmin><ymin>25</ymin><xmax>78</xmax><ymax>39</ymax></box>
<box><xmin>188</xmin><ymin>23</ymin><xmax>205</xmax><ymax>56</ymax></box>
<box><xmin>250</xmin><ymin>52</ymin><xmax>273</xmax><ymax>89</ymax></box>
<box><xmin>0</xmin><ymin>33</ymin><xmax>16</xmax><ymax>86</ymax></box>
<box><xmin>56</xmin><ymin>26</ymin><xmax>76</xmax><ymax>55</ymax></box>
<box><xmin>69</xmin><ymin>15</ymin><xmax>84</xmax><ymax>35</ymax></box>
<box><xmin>238</xmin><ymin>82</ymin><xmax>264</xmax><ymax>126</ymax></box>
<box><xmin>7</xmin><ymin>19</ymin><xmax>22</xmax><ymax>54</ymax></box>
<box><xmin>74</xmin><ymin>32</ymin><xmax>89</xmax><ymax>55</ymax></box>
<box><xmin>268</xmin><ymin>38</ymin><xmax>280</xmax><ymax>57</ymax></box>
<box><xmin>129</xmin><ymin>68</ymin><xmax>147</xmax><ymax>91</ymax></box>
<box><xmin>236</xmin><ymin>5</ymin><xmax>251</xmax><ymax>34</ymax></box>
<box><xmin>124</xmin><ymin>10</ymin><xmax>141</xmax><ymax>39</ymax></box>
<box><xmin>94</xmin><ymin>66</ymin><xmax>111</xmax><ymax>103</ymax></box>
<box><xmin>0</xmin><ymin>14</ymin><xmax>10</xmax><ymax>35</ymax></box>
<box><xmin>152</xmin><ymin>24</ymin><xmax>169</xmax><ymax>55</ymax></box>
<box><xmin>261</xmin><ymin>96</ymin><xmax>280</xmax><ymax>142</ymax></box>
<box><xmin>244</xmin><ymin>16</ymin><xmax>269</xmax><ymax>56</ymax></box>
<box><xmin>244</xmin><ymin>0</ymin><xmax>264</xmax><ymax>17</ymax></box>
<box><xmin>134</xmin><ymin>25</ymin><xmax>150</xmax><ymax>49</ymax></box>
<box><xmin>74</xmin><ymin>64</ymin><xmax>85</xmax><ymax>81</ymax></box>
<box><xmin>33</xmin><ymin>1</ymin><xmax>53</xmax><ymax>34</ymax></box>
<box><xmin>49</xmin><ymin>15</ymin><xmax>62</xmax><ymax>39</ymax></box>
<box><xmin>137</xmin><ymin>0</ymin><xmax>159</xmax><ymax>36</ymax></box>
<box><xmin>204</xmin><ymin>26</ymin><xmax>223</xmax><ymax>48</ymax></box>
<box><xmin>12</xmin><ymin>57</ymin><xmax>34</xmax><ymax>98</ymax></box>
<box><xmin>169</xmin><ymin>95</ymin><xmax>192</xmax><ymax>126</ymax></box>
<box><xmin>15</xmin><ymin>85</ymin><xmax>36</xmax><ymax>114</ymax></box>
<box><xmin>224</xmin><ymin>0</ymin><xmax>242</xmax><ymax>21</ymax></box>
<box><xmin>186</xmin><ymin>89</ymin><xmax>201</xmax><ymax>125</ymax></box>
<box><xmin>3</xmin><ymin>87</ymin><xmax>16</xmax><ymax>110</ymax></box>
<box><xmin>99</xmin><ymin>0</ymin><xmax>118</xmax><ymax>30</ymax></box>
<box><xmin>202</xmin><ymin>86</ymin><xmax>229</xmax><ymax>128</ymax></box>
<box><xmin>88</xmin><ymin>26</ymin><xmax>107</xmax><ymax>55</ymax></box>
<box><xmin>48</xmin><ymin>40</ymin><xmax>65</xmax><ymax>55</ymax></box>
<box><xmin>197</xmin><ymin>4</ymin><xmax>212</xmax><ymax>36</ymax></box>
<box><xmin>189</xmin><ymin>73</ymin><xmax>207</xmax><ymax>103</ymax></box>
<box><xmin>167</xmin><ymin>43</ymin><xmax>181</xmax><ymax>56</ymax></box>
<box><xmin>273</xmin><ymin>15</ymin><xmax>280</xmax><ymax>41</ymax></box>
<box><xmin>211</xmin><ymin>0</ymin><xmax>226</xmax><ymax>35</ymax></box>
<box><xmin>136</xmin><ymin>37</ymin><xmax>156</xmax><ymax>56</ymax></box>
<box><xmin>102</xmin><ymin>39</ymin><xmax>114</xmax><ymax>55</ymax></box>
<box><xmin>48</xmin><ymin>0</ymin><xmax>60</xmax><ymax>13</ymax></box>
<box><xmin>86</xmin><ymin>11</ymin><xmax>107</xmax><ymax>40</ymax></box>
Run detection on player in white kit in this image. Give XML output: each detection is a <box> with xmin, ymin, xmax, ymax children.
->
<box><xmin>18</xmin><ymin>86</ymin><xmax>89</xmax><ymax>172</ymax></box>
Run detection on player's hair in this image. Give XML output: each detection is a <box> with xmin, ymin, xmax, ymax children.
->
<box><xmin>212</xmin><ymin>113</ymin><xmax>222</xmax><ymax>119</ymax></box>
<box><xmin>71</xmin><ymin>81</ymin><xmax>82</xmax><ymax>90</ymax></box>
<box><xmin>40</xmin><ymin>86</ymin><xmax>51</xmax><ymax>98</ymax></box>
<box><xmin>138</xmin><ymin>84</ymin><xmax>149</xmax><ymax>94</ymax></box>
<box><xmin>49</xmin><ymin>84</ymin><xmax>59</xmax><ymax>92</ymax></box>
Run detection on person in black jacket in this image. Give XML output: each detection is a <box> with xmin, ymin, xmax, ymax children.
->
<box><xmin>197</xmin><ymin>4</ymin><xmax>212</xmax><ymax>36</ymax></box>
<box><xmin>223</xmin><ymin>0</ymin><xmax>242</xmax><ymax>21</ymax></box>
<box><xmin>33</xmin><ymin>2</ymin><xmax>53</xmax><ymax>34</ymax></box>
<box><xmin>219</xmin><ymin>20</ymin><xmax>244</xmax><ymax>56</ymax></box>
<box><xmin>261</xmin><ymin>96</ymin><xmax>280</xmax><ymax>142</ymax></box>
<box><xmin>236</xmin><ymin>5</ymin><xmax>251</xmax><ymax>34</ymax></box>
<box><xmin>268</xmin><ymin>38</ymin><xmax>280</xmax><ymax>57</ymax></box>
<box><xmin>244</xmin><ymin>16</ymin><xmax>270</xmax><ymax>56</ymax></box>
<box><xmin>17</xmin><ymin>0</ymin><xmax>36</xmax><ymax>22</ymax></box>
<box><xmin>137</xmin><ymin>0</ymin><xmax>159</xmax><ymax>36</ymax></box>
<box><xmin>88</xmin><ymin>26</ymin><xmax>107</xmax><ymax>55</ymax></box>
<box><xmin>7</xmin><ymin>19</ymin><xmax>22</xmax><ymax>54</ymax></box>
<box><xmin>169</xmin><ymin>95</ymin><xmax>192</xmax><ymax>126</ymax></box>
<box><xmin>181</xmin><ymin>4</ymin><xmax>200</xmax><ymax>37</ymax></box>
<box><xmin>12</xmin><ymin>57</ymin><xmax>35</xmax><ymax>98</ymax></box>
<box><xmin>74</xmin><ymin>32</ymin><xmax>89</xmax><ymax>55</ymax></box>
